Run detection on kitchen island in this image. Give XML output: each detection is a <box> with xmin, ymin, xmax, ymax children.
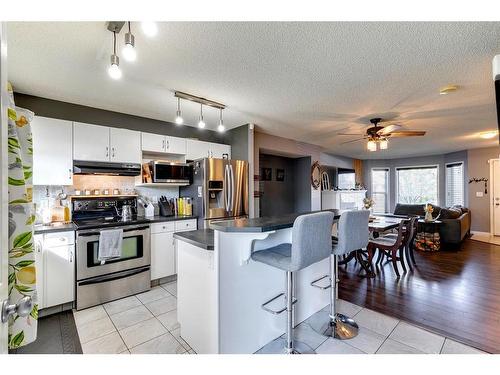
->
<box><xmin>174</xmin><ymin>210</ymin><xmax>341</xmax><ymax>354</ymax></box>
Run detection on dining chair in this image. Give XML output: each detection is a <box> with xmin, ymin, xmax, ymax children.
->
<box><xmin>367</xmin><ymin>219</ymin><xmax>409</xmax><ymax>277</ymax></box>
<box><xmin>379</xmin><ymin>216</ymin><xmax>418</xmax><ymax>270</ymax></box>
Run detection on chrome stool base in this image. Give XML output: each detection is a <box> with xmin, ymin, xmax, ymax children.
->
<box><xmin>259</xmin><ymin>337</ymin><xmax>316</xmax><ymax>354</ymax></box>
<box><xmin>309</xmin><ymin>310</ymin><xmax>359</xmax><ymax>340</ymax></box>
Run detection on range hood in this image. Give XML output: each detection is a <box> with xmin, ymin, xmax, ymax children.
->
<box><xmin>73</xmin><ymin>160</ymin><xmax>141</xmax><ymax>176</ymax></box>
<box><xmin>493</xmin><ymin>55</ymin><xmax>500</xmax><ymax>142</ymax></box>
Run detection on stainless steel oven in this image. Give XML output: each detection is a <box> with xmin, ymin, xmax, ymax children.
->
<box><xmin>150</xmin><ymin>161</ymin><xmax>192</xmax><ymax>184</ymax></box>
<box><xmin>76</xmin><ymin>224</ymin><xmax>151</xmax><ymax>310</ymax></box>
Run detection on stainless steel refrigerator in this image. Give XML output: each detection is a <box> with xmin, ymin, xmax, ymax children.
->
<box><xmin>181</xmin><ymin>158</ymin><xmax>249</xmax><ymax>228</ymax></box>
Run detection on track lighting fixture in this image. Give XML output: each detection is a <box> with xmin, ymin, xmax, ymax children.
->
<box><xmin>198</xmin><ymin>104</ymin><xmax>206</xmax><ymax>129</ymax></box>
<box><xmin>122</xmin><ymin>22</ymin><xmax>137</xmax><ymax>62</ymax></box>
<box><xmin>218</xmin><ymin>108</ymin><xmax>225</xmax><ymax>132</ymax></box>
<box><xmin>141</xmin><ymin>21</ymin><xmax>158</xmax><ymax>37</ymax></box>
<box><xmin>175</xmin><ymin>98</ymin><xmax>184</xmax><ymax>125</ymax></box>
<box><xmin>108</xmin><ymin>31</ymin><xmax>122</xmax><ymax>80</ymax></box>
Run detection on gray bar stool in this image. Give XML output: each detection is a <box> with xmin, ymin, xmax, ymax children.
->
<box><xmin>251</xmin><ymin>211</ymin><xmax>335</xmax><ymax>354</ymax></box>
<box><xmin>309</xmin><ymin>210</ymin><xmax>370</xmax><ymax>339</ymax></box>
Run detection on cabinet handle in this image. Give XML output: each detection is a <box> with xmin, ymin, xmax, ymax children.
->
<box><xmin>69</xmin><ymin>249</ymin><xmax>74</xmax><ymax>263</ymax></box>
<box><xmin>112</xmin><ymin>148</ymin><xmax>115</xmax><ymax>158</ymax></box>
<box><xmin>162</xmin><ymin>139</ymin><xmax>165</xmax><ymax>150</ymax></box>
<box><xmin>69</xmin><ymin>168</ymin><xmax>72</xmax><ymax>180</ymax></box>
<box><xmin>166</xmin><ymin>140</ymin><xmax>170</xmax><ymax>150</ymax></box>
<box><xmin>106</xmin><ymin>146</ymin><xmax>109</xmax><ymax>158</ymax></box>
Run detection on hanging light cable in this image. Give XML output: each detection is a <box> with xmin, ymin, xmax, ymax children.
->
<box><xmin>175</xmin><ymin>97</ymin><xmax>184</xmax><ymax>125</ymax></box>
<box><xmin>122</xmin><ymin>21</ymin><xmax>137</xmax><ymax>62</ymax></box>
<box><xmin>108</xmin><ymin>31</ymin><xmax>122</xmax><ymax>80</ymax></box>
<box><xmin>198</xmin><ymin>103</ymin><xmax>206</xmax><ymax>128</ymax></box>
<box><xmin>217</xmin><ymin>108</ymin><xmax>225</xmax><ymax>132</ymax></box>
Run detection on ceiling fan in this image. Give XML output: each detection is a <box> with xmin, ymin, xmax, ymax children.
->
<box><xmin>338</xmin><ymin>117</ymin><xmax>426</xmax><ymax>151</ymax></box>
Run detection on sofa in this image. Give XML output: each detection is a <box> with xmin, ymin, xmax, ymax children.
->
<box><xmin>393</xmin><ymin>203</ymin><xmax>471</xmax><ymax>245</ymax></box>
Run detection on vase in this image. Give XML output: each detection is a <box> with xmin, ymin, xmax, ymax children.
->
<box><xmin>424</xmin><ymin>211</ymin><xmax>433</xmax><ymax>222</ymax></box>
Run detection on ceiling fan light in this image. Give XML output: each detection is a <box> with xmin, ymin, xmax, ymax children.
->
<box><xmin>367</xmin><ymin>139</ymin><xmax>377</xmax><ymax>152</ymax></box>
<box><xmin>379</xmin><ymin>138</ymin><xmax>388</xmax><ymax>150</ymax></box>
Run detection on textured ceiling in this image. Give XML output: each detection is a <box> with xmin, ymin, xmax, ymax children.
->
<box><xmin>6</xmin><ymin>22</ymin><xmax>500</xmax><ymax>159</ymax></box>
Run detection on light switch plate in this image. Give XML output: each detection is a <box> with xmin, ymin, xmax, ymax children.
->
<box><xmin>476</xmin><ymin>191</ymin><xmax>484</xmax><ymax>197</ymax></box>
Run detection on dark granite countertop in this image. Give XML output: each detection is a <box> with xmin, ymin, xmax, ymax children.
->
<box><xmin>34</xmin><ymin>215</ymin><xmax>197</xmax><ymax>234</ymax></box>
<box><xmin>34</xmin><ymin>222</ymin><xmax>77</xmax><ymax>234</ymax></box>
<box><xmin>174</xmin><ymin>229</ymin><xmax>214</xmax><ymax>250</ymax></box>
<box><xmin>209</xmin><ymin>210</ymin><xmax>342</xmax><ymax>233</ymax></box>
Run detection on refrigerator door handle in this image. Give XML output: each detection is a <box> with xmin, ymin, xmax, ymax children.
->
<box><xmin>224</xmin><ymin>165</ymin><xmax>230</xmax><ymax>213</ymax></box>
<box><xmin>230</xmin><ymin>164</ymin><xmax>235</xmax><ymax>213</ymax></box>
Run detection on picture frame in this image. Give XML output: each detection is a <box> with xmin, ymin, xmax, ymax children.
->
<box><xmin>261</xmin><ymin>167</ymin><xmax>272</xmax><ymax>181</ymax></box>
<box><xmin>276</xmin><ymin>168</ymin><xmax>285</xmax><ymax>182</ymax></box>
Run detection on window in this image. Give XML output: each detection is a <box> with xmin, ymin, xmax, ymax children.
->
<box><xmin>371</xmin><ymin>168</ymin><xmax>389</xmax><ymax>213</ymax></box>
<box><xmin>337</xmin><ymin>168</ymin><xmax>356</xmax><ymax>189</ymax></box>
<box><xmin>446</xmin><ymin>162</ymin><xmax>464</xmax><ymax>207</ymax></box>
<box><xmin>396</xmin><ymin>166</ymin><xmax>438</xmax><ymax>205</ymax></box>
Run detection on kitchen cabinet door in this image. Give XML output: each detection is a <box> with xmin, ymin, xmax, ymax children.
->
<box><xmin>151</xmin><ymin>231</ymin><xmax>175</xmax><ymax>280</ymax></box>
<box><xmin>142</xmin><ymin>132</ymin><xmax>165</xmax><ymax>153</ymax></box>
<box><xmin>186</xmin><ymin>139</ymin><xmax>211</xmax><ymax>160</ymax></box>
<box><xmin>32</xmin><ymin>116</ymin><xmax>73</xmax><ymax>186</ymax></box>
<box><xmin>44</xmin><ymin>243</ymin><xmax>75</xmax><ymax>308</ymax></box>
<box><xmin>165</xmin><ymin>136</ymin><xmax>187</xmax><ymax>155</ymax></box>
<box><xmin>210</xmin><ymin>143</ymin><xmax>231</xmax><ymax>159</ymax></box>
<box><xmin>73</xmin><ymin>122</ymin><xmax>110</xmax><ymax>162</ymax></box>
<box><xmin>34</xmin><ymin>235</ymin><xmax>45</xmax><ymax>309</ymax></box>
<box><xmin>110</xmin><ymin>128</ymin><xmax>141</xmax><ymax>164</ymax></box>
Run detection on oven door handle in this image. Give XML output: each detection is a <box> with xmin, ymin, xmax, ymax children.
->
<box><xmin>78</xmin><ymin>266</ymin><xmax>150</xmax><ymax>286</ymax></box>
<box><xmin>77</xmin><ymin>225</ymin><xmax>150</xmax><ymax>237</ymax></box>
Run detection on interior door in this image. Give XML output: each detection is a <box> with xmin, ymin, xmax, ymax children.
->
<box><xmin>491</xmin><ymin>159</ymin><xmax>500</xmax><ymax>236</ymax></box>
<box><xmin>0</xmin><ymin>22</ymin><xmax>9</xmax><ymax>354</ymax></box>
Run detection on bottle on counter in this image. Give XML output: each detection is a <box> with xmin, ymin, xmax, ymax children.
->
<box><xmin>186</xmin><ymin>198</ymin><xmax>192</xmax><ymax>216</ymax></box>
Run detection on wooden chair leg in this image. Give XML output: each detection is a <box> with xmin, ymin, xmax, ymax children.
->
<box><xmin>376</xmin><ymin>249</ymin><xmax>384</xmax><ymax>265</ymax></box>
<box><xmin>405</xmin><ymin>245</ymin><xmax>413</xmax><ymax>270</ymax></box>
<box><xmin>391</xmin><ymin>249</ymin><xmax>400</xmax><ymax>277</ymax></box>
<box><xmin>409</xmin><ymin>244</ymin><xmax>417</xmax><ymax>265</ymax></box>
<box><xmin>366</xmin><ymin>244</ymin><xmax>376</xmax><ymax>277</ymax></box>
<box><xmin>399</xmin><ymin>246</ymin><xmax>407</xmax><ymax>273</ymax></box>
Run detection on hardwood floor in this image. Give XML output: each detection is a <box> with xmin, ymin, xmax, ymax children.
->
<box><xmin>339</xmin><ymin>238</ymin><xmax>500</xmax><ymax>354</ymax></box>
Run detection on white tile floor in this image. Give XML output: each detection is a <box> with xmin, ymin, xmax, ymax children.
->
<box><xmin>74</xmin><ymin>281</ymin><xmax>195</xmax><ymax>354</ymax></box>
<box><xmin>74</xmin><ymin>282</ymin><xmax>487</xmax><ymax>355</ymax></box>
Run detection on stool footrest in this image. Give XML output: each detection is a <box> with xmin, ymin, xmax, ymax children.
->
<box><xmin>261</xmin><ymin>293</ymin><xmax>297</xmax><ymax>315</ymax></box>
<box><xmin>310</xmin><ymin>274</ymin><xmax>331</xmax><ymax>290</ymax></box>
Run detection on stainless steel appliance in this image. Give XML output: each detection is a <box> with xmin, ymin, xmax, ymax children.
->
<box><xmin>73</xmin><ymin>160</ymin><xmax>141</xmax><ymax>176</ymax></box>
<box><xmin>73</xmin><ymin>196</ymin><xmax>151</xmax><ymax>310</ymax></box>
<box><xmin>181</xmin><ymin>158</ymin><xmax>248</xmax><ymax>228</ymax></box>
<box><xmin>149</xmin><ymin>161</ymin><xmax>192</xmax><ymax>185</ymax></box>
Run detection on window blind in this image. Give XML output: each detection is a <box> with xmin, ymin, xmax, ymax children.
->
<box><xmin>446</xmin><ymin>162</ymin><xmax>464</xmax><ymax>207</ymax></box>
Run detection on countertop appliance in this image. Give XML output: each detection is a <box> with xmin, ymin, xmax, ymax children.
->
<box><xmin>149</xmin><ymin>161</ymin><xmax>192</xmax><ymax>185</ymax></box>
<box><xmin>73</xmin><ymin>196</ymin><xmax>151</xmax><ymax>310</ymax></box>
<box><xmin>73</xmin><ymin>160</ymin><xmax>141</xmax><ymax>176</ymax></box>
<box><xmin>181</xmin><ymin>158</ymin><xmax>248</xmax><ymax>229</ymax></box>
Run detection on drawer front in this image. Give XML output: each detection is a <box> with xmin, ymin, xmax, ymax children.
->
<box><xmin>151</xmin><ymin>221</ymin><xmax>175</xmax><ymax>234</ymax></box>
<box><xmin>175</xmin><ymin>219</ymin><xmax>197</xmax><ymax>232</ymax></box>
<box><xmin>44</xmin><ymin>231</ymin><xmax>75</xmax><ymax>247</ymax></box>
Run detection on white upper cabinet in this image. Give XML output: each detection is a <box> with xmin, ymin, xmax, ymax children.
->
<box><xmin>165</xmin><ymin>135</ymin><xmax>186</xmax><ymax>154</ymax></box>
<box><xmin>110</xmin><ymin>128</ymin><xmax>141</xmax><ymax>164</ymax></box>
<box><xmin>74</xmin><ymin>122</ymin><xmax>141</xmax><ymax>164</ymax></box>
<box><xmin>142</xmin><ymin>132</ymin><xmax>165</xmax><ymax>153</ymax></box>
<box><xmin>73</xmin><ymin>122</ymin><xmax>110</xmax><ymax>162</ymax></box>
<box><xmin>141</xmin><ymin>133</ymin><xmax>187</xmax><ymax>155</ymax></box>
<box><xmin>210</xmin><ymin>143</ymin><xmax>231</xmax><ymax>159</ymax></box>
<box><xmin>186</xmin><ymin>139</ymin><xmax>211</xmax><ymax>160</ymax></box>
<box><xmin>32</xmin><ymin>116</ymin><xmax>73</xmax><ymax>186</ymax></box>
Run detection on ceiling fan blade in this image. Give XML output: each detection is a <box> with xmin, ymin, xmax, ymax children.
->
<box><xmin>389</xmin><ymin>131</ymin><xmax>426</xmax><ymax>137</ymax></box>
<box><xmin>340</xmin><ymin>138</ymin><xmax>366</xmax><ymax>145</ymax></box>
<box><xmin>377</xmin><ymin>124</ymin><xmax>402</xmax><ymax>135</ymax></box>
<box><xmin>337</xmin><ymin>133</ymin><xmax>366</xmax><ymax>136</ymax></box>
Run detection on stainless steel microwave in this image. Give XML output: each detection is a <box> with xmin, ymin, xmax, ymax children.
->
<box><xmin>150</xmin><ymin>161</ymin><xmax>192</xmax><ymax>184</ymax></box>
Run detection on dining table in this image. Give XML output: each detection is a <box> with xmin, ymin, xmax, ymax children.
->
<box><xmin>337</xmin><ymin>214</ymin><xmax>408</xmax><ymax>276</ymax></box>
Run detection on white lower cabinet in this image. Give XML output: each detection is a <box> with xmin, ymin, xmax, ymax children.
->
<box><xmin>35</xmin><ymin>231</ymin><xmax>75</xmax><ymax>309</ymax></box>
<box><xmin>150</xmin><ymin>219</ymin><xmax>197</xmax><ymax>280</ymax></box>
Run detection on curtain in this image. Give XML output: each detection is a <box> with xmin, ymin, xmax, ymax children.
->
<box><xmin>7</xmin><ymin>82</ymin><xmax>37</xmax><ymax>349</ymax></box>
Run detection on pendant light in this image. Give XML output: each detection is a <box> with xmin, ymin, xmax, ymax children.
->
<box><xmin>217</xmin><ymin>108</ymin><xmax>225</xmax><ymax>132</ymax></box>
<box><xmin>108</xmin><ymin>31</ymin><xmax>122</xmax><ymax>80</ymax></box>
<box><xmin>122</xmin><ymin>22</ymin><xmax>137</xmax><ymax>62</ymax></box>
<box><xmin>175</xmin><ymin>97</ymin><xmax>184</xmax><ymax>125</ymax></box>
<box><xmin>198</xmin><ymin>104</ymin><xmax>206</xmax><ymax>128</ymax></box>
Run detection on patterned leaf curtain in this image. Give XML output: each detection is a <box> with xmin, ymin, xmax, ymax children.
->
<box><xmin>7</xmin><ymin>82</ymin><xmax>37</xmax><ymax>349</ymax></box>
